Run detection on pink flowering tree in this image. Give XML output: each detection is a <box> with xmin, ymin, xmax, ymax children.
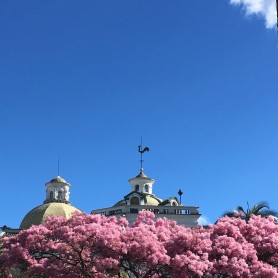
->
<box><xmin>209</xmin><ymin>216</ymin><xmax>278</xmax><ymax>277</ymax></box>
<box><xmin>0</xmin><ymin>212</ymin><xmax>278</xmax><ymax>277</ymax></box>
<box><xmin>242</xmin><ymin>215</ymin><xmax>278</xmax><ymax>269</ymax></box>
<box><xmin>0</xmin><ymin>213</ymin><xmax>129</xmax><ymax>278</ymax></box>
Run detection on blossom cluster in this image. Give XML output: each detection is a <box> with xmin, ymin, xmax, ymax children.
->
<box><xmin>0</xmin><ymin>212</ymin><xmax>277</xmax><ymax>277</ymax></box>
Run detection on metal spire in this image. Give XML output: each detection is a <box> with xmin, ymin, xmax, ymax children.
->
<box><xmin>58</xmin><ymin>158</ymin><xmax>60</xmax><ymax>176</ymax></box>
<box><xmin>138</xmin><ymin>139</ymin><xmax>149</xmax><ymax>172</ymax></box>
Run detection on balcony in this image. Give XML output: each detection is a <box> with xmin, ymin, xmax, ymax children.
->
<box><xmin>92</xmin><ymin>204</ymin><xmax>199</xmax><ymax>217</ymax></box>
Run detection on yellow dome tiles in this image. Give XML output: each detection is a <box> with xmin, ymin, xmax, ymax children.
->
<box><xmin>20</xmin><ymin>203</ymin><xmax>81</xmax><ymax>229</ymax></box>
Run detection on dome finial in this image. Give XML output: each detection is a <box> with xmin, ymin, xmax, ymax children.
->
<box><xmin>138</xmin><ymin>137</ymin><xmax>149</xmax><ymax>172</ymax></box>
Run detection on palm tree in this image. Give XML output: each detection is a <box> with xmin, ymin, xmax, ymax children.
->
<box><xmin>223</xmin><ymin>202</ymin><xmax>278</xmax><ymax>222</ymax></box>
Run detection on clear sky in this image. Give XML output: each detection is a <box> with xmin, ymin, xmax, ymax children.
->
<box><xmin>0</xmin><ymin>0</ymin><xmax>277</xmax><ymax>228</ymax></box>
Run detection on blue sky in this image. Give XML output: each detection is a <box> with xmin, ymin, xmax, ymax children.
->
<box><xmin>0</xmin><ymin>0</ymin><xmax>277</xmax><ymax>228</ymax></box>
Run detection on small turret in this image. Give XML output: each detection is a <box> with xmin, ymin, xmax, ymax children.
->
<box><xmin>44</xmin><ymin>176</ymin><xmax>71</xmax><ymax>204</ymax></box>
<box><xmin>128</xmin><ymin>169</ymin><xmax>155</xmax><ymax>195</ymax></box>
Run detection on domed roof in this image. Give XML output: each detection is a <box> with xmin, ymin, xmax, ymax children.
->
<box><xmin>49</xmin><ymin>176</ymin><xmax>68</xmax><ymax>184</ymax></box>
<box><xmin>136</xmin><ymin>170</ymin><xmax>147</xmax><ymax>178</ymax></box>
<box><xmin>113</xmin><ymin>194</ymin><xmax>162</xmax><ymax>207</ymax></box>
<box><xmin>145</xmin><ymin>195</ymin><xmax>162</xmax><ymax>205</ymax></box>
<box><xmin>20</xmin><ymin>203</ymin><xmax>81</xmax><ymax>229</ymax></box>
<box><xmin>129</xmin><ymin>170</ymin><xmax>154</xmax><ymax>182</ymax></box>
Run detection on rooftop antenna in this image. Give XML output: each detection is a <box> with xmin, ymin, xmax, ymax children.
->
<box><xmin>138</xmin><ymin>137</ymin><xmax>149</xmax><ymax>172</ymax></box>
<box><xmin>58</xmin><ymin>158</ymin><xmax>60</xmax><ymax>176</ymax></box>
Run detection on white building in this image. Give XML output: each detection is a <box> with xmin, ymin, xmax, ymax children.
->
<box><xmin>91</xmin><ymin>168</ymin><xmax>200</xmax><ymax>227</ymax></box>
<box><xmin>1</xmin><ymin>176</ymin><xmax>81</xmax><ymax>235</ymax></box>
<box><xmin>1</xmin><ymin>146</ymin><xmax>200</xmax><ymax>234</ymax></box>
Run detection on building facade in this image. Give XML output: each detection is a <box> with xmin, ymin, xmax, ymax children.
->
<box><xmin>91</xmin><ymin>168</ymin><xmax>200</xmax><ymax>227</ymax></box>
<box><xmin>1</xmin><ymin>147</ymin><xmax>201</xmax><ymax>234</ymax></box>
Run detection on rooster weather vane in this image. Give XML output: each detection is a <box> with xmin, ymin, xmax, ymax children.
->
<box><xmin>138</xmin><ymin>144</ymin><xmax>150</xmax><ymax>171</ymax></box>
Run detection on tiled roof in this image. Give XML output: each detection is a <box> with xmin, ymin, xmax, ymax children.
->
<box><xmin>20</xmin><ymin>203</ymin><xmax>81</xmax><ymax>229</ymax></box>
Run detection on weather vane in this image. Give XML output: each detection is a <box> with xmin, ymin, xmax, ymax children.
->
<box><xmin>138</xmin><ymin>139</ymin><xmax>149</xmax><ymax>171</ymax></box>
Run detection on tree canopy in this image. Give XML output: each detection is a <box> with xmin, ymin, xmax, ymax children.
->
<box><xmin>0</xmin><ymin>211</ymin><xmax>278</xmax><ymax>277</ymax></box>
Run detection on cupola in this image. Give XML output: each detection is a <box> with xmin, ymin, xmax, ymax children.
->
<box><xmin>20</xmin><ymin>176</ymin><xmax>81</xmax><ymax>230</ymax></box>
<box><xmin>44</xmin><ymin>176</ymin><xmax>71</xmax><ymax>204</ymax></box>
<box><xmin>128</xmin><ymin>169</ymin><xmax>155</xmax><ymax>195</ymax></box>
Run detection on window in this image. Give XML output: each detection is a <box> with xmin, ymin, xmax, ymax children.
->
<box><xmin>130</xmin><ymin>208</ymin><xmax>138</xmax><ymax>213</ymax></box>
<box><xmin>130</xmin><ymin>196</ymin><xmax>140</xmax><ymax>205</ymax></box>
<box><xmin>145</xmin><ymin>184</ymin><xmax>149</xmax><ymax>193</ymax></box>
<box><xmin>109</xmin><ymin>209</ymin><xmax>122</xmax><ymax>216</ymax></box>
<box><xmin>135</xmin><ymin>185</ymin><xmax>139</xmax><ymax>191</ymax></box>
<box><xmin>50</xmin><ymin>191</ymin><xmax>54</xmax><ymax>200</ymax></box>
<box><xmin>184</xmin><ymin>209</ymin><xmax>190</xmax><ymax>214</ymax></box>
<box><xmin>172</xmin><ymin>201</ymin><xmax>178</xmax><ymax>206</ymax></box>
<box><xmin>58</xmin><ymin>191</ymin><xmax>62</xmax><ymax>200</ymax></box>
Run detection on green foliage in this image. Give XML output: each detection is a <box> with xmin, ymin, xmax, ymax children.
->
<box><xmin>223</xmin><ymin>201</ymin><xmax>278</xmax><ymax>222</ymax></box>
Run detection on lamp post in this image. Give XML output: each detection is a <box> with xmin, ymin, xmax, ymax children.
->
<box><xmin>178</xmin><ymin>189</ymin><xmax>183</xmax><ymax>205</ymax></box>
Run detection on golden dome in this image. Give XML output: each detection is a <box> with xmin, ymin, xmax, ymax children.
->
<box><xmin>20</xmin><ymin>203</ymin><xmax>81</xmax><ymax>229</ymax></box>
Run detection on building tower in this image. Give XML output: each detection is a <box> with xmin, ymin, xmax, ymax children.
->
<box><xmin>44</xmin><ymin>176</ymin><xmax>71</xmax><ymax>204</ymax></box>
<box><xmin>91</xmin><ymin>146</ymin><xmax>200</xmax><ymax>227</ymax></box>
<box><xmin>20</xmin><ymin>176</ymin><xmax>81</xmax><ymax>230</ymax></box>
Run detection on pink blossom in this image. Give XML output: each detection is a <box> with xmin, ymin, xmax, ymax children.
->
<box><xmin>1</xmin><ymin>212</ymin><xmax>278</xmax><ymax>277</ymax></box>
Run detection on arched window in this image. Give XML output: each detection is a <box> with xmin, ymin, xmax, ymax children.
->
<box><xmin>50</xmin><ymin>191</ymin><xmax>54</xmax><ymax>200</ymax></box>
<box><xmin>135</xmin><ymin>185</ymin><xmax>139</xmax><ymax>192</ymax></box>
<box><xmin>58</xmin><ymin>191</ymin><xmax>62</xmax><ymax>200</ymax></box>
<box><xmin>130</xmin><ymin>196</ymin><xmax>140</xmax><ymax>205</ymax></box>
<box><xmin>145</xmin><ymin>184</ymin><xmax>149</xmax><ymax>193</ymax></box>
<box><xmin>172</xmin><ymin>201</ymin><xmax>178</xmax><ymax>206</ymax></box>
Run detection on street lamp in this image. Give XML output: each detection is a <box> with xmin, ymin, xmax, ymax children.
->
<box><xmin>178</xmin><ymin>189</ymin><xmax>183</xmax><ymax>205</ymax></box>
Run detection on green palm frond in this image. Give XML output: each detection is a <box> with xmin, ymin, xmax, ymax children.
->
<box><xmin>257</xmin><ymin>210</ymin><xmax>278</xmax><ymax>218</ymax></box>
<box><xmin>236</xmin><ymin>206</ymin><xmax>246</xmax><ymax>214</ymax></box>
<box><xmin>223</xmin><ymin>201</ymin><xmax>277</xmax><ymax>222</ymax></box>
